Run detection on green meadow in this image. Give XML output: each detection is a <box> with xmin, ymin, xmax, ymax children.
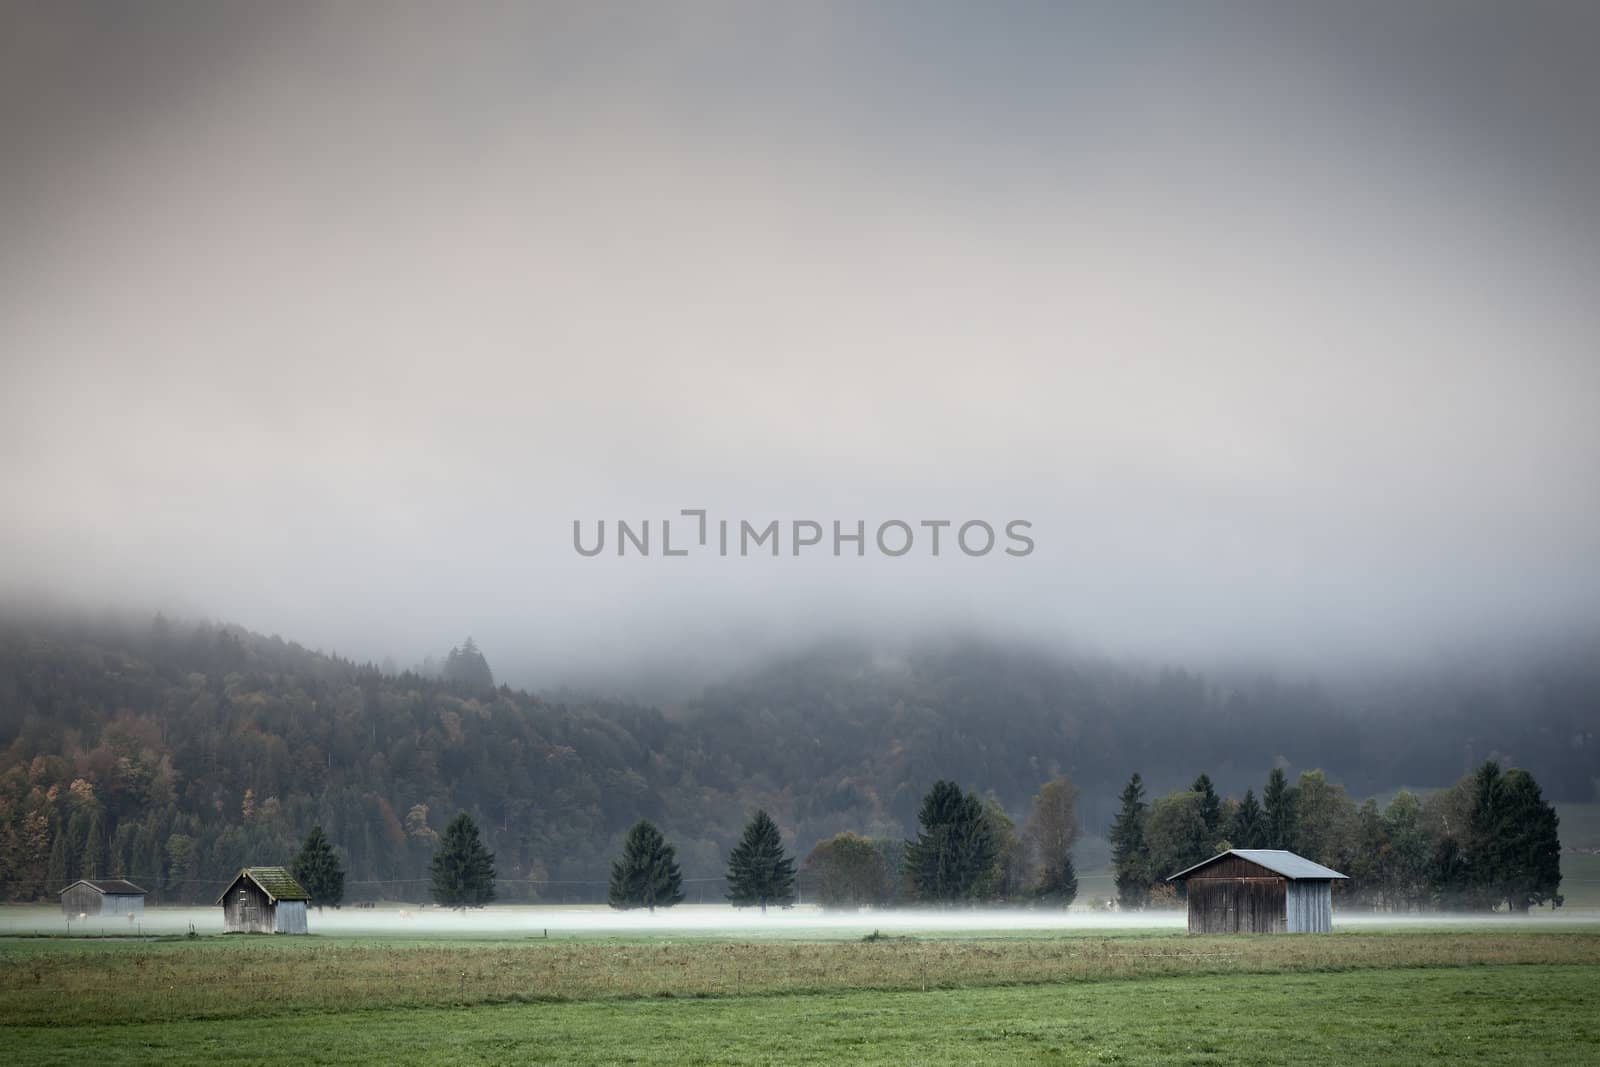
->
<box><xmin>5</xmin><ymin>924</ymin><xmax>1599</xmax><ymax>1064</ymax></box>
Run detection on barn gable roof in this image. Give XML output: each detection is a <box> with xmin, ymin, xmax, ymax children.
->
<box><xmin>60</xmin><ymin>878</ymin><xmax>146</xmax><ymax>896</ymax></box>
<box><xmin>215</xmin><ymin>866</ymin><xmax>311</xmax><ymax>904</ymax></box>
<box><xmin>1167</xmin><ymin>848</ymin><xmax>1348</xmax><ymax>882</ymax></box>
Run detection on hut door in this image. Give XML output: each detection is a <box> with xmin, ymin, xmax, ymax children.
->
<box><xmin>239</xmin><ymin>888</ymin><xmax>253</xmax><ymax>929</ymax></box>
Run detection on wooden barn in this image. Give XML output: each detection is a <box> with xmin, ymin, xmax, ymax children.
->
<box><xmin>1167</xmin><ymin>849</ymin><xmax>1347</xmax><ymax>934</ymax></box>
<box><xmin>216</xmin><ymin>867</ymin><xmax>311</xmax><ymax>934</ymax></box>
<box><xmin>59</xmin><ymin>878</ymin><xmax>146</xmax><ymax>918</ymax></box>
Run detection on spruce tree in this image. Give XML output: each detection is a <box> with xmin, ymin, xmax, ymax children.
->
<box><xmin>725</xmin><ymin>809</ymin><xmax>796</xmax><ymax>912</ymax></box>
<box><xmin>430</xmin><ymin>812</ymin><xmax>497</xmax><ymax>908</ymax></box>
<box><xmin>442</xmin><ymin>637</ymin><xmax>495</xmax><ymax>690</ymax></box>
<box><xmin>1191</xmin><ymin>773</ymin><xmax>1222</xmax><ymax>844</ymax></box>
<box><xmin>293</xmin><ymin>824</ymin><xmax>347</xmax><ymax>910</ymax></box>
<box><xmin>1470</xmin><ymin>763</ymin><xmax>1562</xmax><ymax>912</ymax></box>
<box><xmin>904</xmin><ymin>780</ymin><xmax>996</xmax><ymax>904</ymax></box>
<box><xmin>1109</xmin><ymin>772</ymin><xmax>1149</xmax><ymax>909</ymax></box>
<box><xmin>1499</xmin><ymin>769</ymin><xmax>1562</xmax><ymax>911</ymax></box>
<box><xmin>1229</xmin><ymin>788</ymin><xmax>1266</xmax><ymax>849</ymax></box>
<box><xmin>608</xmin><ymin>820</ymin><xmax>685</xmax><ymax>911</ymax></box>
<box><xmin>1262</xmin><ymin>767</ymin><xmax>1296</xmax><ymax>850</ymax></box>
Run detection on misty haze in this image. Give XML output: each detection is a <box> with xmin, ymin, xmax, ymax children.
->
<box><xmin>1</xmin><ymin>3</ymin><xmax>1597</xmax><ymax>1064</ymax></box>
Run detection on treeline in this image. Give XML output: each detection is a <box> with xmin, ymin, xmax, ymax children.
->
<box><xmin>0</xmin><ymin>612</ymin><xmax>1592</xmax><ymax>904</ymax></box>
<box><xmin>295</xmin><ymin>782</ymin><xmax>1075</xmax><ymax>915</ymax></box>
<box><xmin>799</xmin><ymin>777</ymin><xmax>1083</xmax><ymax>909</ymax></box>
<box><xmin>1108</xmin><ymin>763</ymin><xmax>1563</xmax><ymax>912</ymax></box>
<box><xmin>419</xmin><ymin>780</ymin><xmax>1081</xmax><ymax>914</ymax></box>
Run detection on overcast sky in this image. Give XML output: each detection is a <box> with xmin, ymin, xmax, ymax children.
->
<box><xmin>2</xmin><ymin>2</ymin><xmax>1597</xmax><ymax>686</ymax></box>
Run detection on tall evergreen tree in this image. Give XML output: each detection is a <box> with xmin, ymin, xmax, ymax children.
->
<box><xmin>1498</xmin><ymin>769</ymin><xmax>1562</xmax><ymax>911</ymax></box>
<box><xmin>724</xmin><ymin>809</ymin><xmax>795</xmax><ymax>912</ymax></box>
<box><xmin>1109</xmin><ymin>773</ymin><xmax>1150</xmax><ymax>910</ymax></box>
<box><xmin>1191</xmin><ymin>773</ymin><xmax>1222</xmax><ymax>844</ymax></box>
<box><xmin>293</xmin><ymin>824</ymin><xmax>347</xmax><ymax>911</ymax></box>
<box><xmin>430</xmin><ymin>812</ymin><xmax>496</xmax><ymax>908</ymax></box>
<box><xmin>609</xmin><ymin>820</ymin><xmax>685</xmax><ymax>911</ymax></box>
<box><xmin>1262</xmin><ymin>767</ymin><xmax>1296</xmax><ymax>850</ymax></box>
<box><xmin>1229</xmin><ymin>788</ymin><xmax>1265</xmax><ymax>849</ymax></box>
<box><xmin>904</xmin><ymin>780</ymin><xmax>996</xmax><ymax>904</ymax></box>
<box><xmin>1467</xmin><ymin>759</ymin><xmax>1506</xmax><ymax>909</ymax></box>
<box><xmin>442</xmin><ymin>637</ymin><xmax>495</xmax><ymax>689</ymax></box>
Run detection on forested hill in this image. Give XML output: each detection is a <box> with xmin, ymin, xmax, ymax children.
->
<box><xmin>1</xmin><ymin>614</ymin><xmax>1595</xmax><ymax>903</ymax></box>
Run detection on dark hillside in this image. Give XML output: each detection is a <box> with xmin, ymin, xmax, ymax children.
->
<box><xmin>0</xmin><ymin>614</ymin><xmax>1594</xmax><ymax>902</ymax></box>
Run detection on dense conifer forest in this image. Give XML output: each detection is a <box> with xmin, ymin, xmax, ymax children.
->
<box><xmin>0</xmin><ymin>612</ymin><xmax>1593</xmax><ymax>903</ymax></box>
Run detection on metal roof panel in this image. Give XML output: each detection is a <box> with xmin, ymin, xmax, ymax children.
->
<box><xmin>1167</xmin><ymin>848</ymin><xmax>1348</xmax><ymax>882</ymax></box>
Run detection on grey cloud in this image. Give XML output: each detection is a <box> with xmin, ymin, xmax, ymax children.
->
<box><xmin>1</xmin><ymin>2</ymin><xmax>1597</xmax><ymax>687</ymax></box>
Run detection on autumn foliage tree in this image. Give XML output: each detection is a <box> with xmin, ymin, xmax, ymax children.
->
<box><xmin>1024</xmin><ymin>776</ymin><xmax>1080</xmax><ymax>906</ymax></box>
<box><xmin>802</xmin><ymin>832</ymin><xmax>891</xmax><ymax>909</ymax></box>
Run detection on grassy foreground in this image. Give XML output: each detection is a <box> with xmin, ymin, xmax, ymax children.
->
<box><xmin>7</xmin><ymin>965</ymin><xmax>1597</xmax><ymax>1065</ymax></box>
<box><xmin>5</xmin><ymin>928</ymin><xmax>1600</xmax><ymax>1025</ymax></box>
<box><xmin>5</xmin><ymin>929</ymin><xmax>1598</xmax><ymax>1064</ymax></box>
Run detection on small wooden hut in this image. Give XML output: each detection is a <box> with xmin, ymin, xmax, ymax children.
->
<box><xmin>59</xmin><ymin>879</ymin><xmax>146</xmax><ymax>918</ymax></box>
<box><xmin>216</xmin><ymin>867</ymin><xmax>311</xmax><ymax>934</ymax></box>
<box><xmin>1167</xmin><ymin>849</ymin><xmax>1346</xmax><ymax>933</ymax></box>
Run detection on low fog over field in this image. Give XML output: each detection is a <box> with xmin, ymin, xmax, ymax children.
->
<box><xmin>3</xmin><ymin>2</ymin><xmax>1600</xmax><ymax>688</ymax></box>
<box><xmin>14</xmin><ymin>904</ymin><xmax>1600</xmax><ymax>942</ymax></box>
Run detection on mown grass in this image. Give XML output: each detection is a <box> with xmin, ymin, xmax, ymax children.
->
<box><xmin>3</xmin><ymin>927</ymin><xmax>1598</xmax><ymax>1027</ymax></box>
<box><xmin>7</xmin><ymin>965</ymin><xmax>1598</xmax><ymax>1065</ymax></box>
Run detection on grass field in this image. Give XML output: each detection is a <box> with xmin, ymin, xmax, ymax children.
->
<box><xmin>8</xmin><ymin>965</ymin><xmax>1596</xmax><ymax>1066</ymax></box>
<box><xmin>4</xmin><ymin>922</ymin><xmax>1599</xmax><ymax>1064</ymax></box>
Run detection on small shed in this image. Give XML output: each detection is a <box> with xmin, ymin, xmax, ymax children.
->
<box><xmin>60</xmin><ymin>879</ymin><xmax>146</xmax><ymax>918</ymax></box>
<box><xmin>216</xmin><ymin>867</ymin><xmax>311</xmax><ymax>934</ymax></box>
<box><xmin>1167</xmin><ymin>849</ymin><xmax>1347</xmax><ymax>934</ymax></box>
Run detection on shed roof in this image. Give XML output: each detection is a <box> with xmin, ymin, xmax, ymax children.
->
<box><xmin>215</xmin><ymin>866</ymin><xmax>311</xmax><ymax>904</ymax></box>
<box><xmin>60</xmin><ymin>878</ymin><xmax>146</xmax><ymax>896</ymax></box>
<box><xmin>1167</xmin><ymin>849</ymin><xmax>1348</xmax><ymax>882</ymax></box>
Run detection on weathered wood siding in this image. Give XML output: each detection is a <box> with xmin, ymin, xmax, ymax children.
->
<box><xmin>61</xmin><ymin>886</ymin><xmax>142</xmax><ymax>917</ymax></box>
<box><xmin>274</xmin><ymin>900</ymin><xmax>308</xmax><ymax>934</ymax></box>
<box><xmin>61</xmin><ymin>883</ymin><xmax>103</xmax><ymax>917</ymax></box>
<box><xmin>1185</xmin><ymin>877</ymin><xmax>1287</xmax><ymax>933</ymax></box>
<box><xmin>103</xmin><ymin>893</ymin><xmax>142</xmax><ymax>917</ymax></box>
<box><xmin>223</xmin><ymin>878</ymin><xmax>277</xmax><ymax>933</ymax></box>
<box><xmin>1187</xmin><ymin>854</ymin><xmax>1280</xmax><ymax>880</ymax></box>
<box><xmin>1285</xmin><ymin>880</ymin><xmax>1334</xmax><ymax>933</ymax></box>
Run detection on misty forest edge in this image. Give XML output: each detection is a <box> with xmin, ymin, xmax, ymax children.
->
<box><xmin>0</xmin><ymin>612</ymin><xmax>1582</xmax><ymax>912</ymax></box>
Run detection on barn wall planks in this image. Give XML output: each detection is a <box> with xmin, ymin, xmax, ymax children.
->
<box><xmin>1185</xmin><ymin>877</ymin><xmax>1287</xmax><ymax>933</ymax></box>
<box><xmin>60</xmin><ymin>885</ymin><xmax>145</xmax><ymax>918</ymax></box>
<box><xmin>1285</xmin><ymin>880</ymin><xmax>1334</xmax><ymax>933</ymax></box>
<box><xmin>275</xmin><ymin>900</ymin><xmax>308</xmax><ymax>934</ymax></box>
<box><xmin>223</xmin><ymin>878</ymin><xmax>278</xmax><ymax>933</ymax></box>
